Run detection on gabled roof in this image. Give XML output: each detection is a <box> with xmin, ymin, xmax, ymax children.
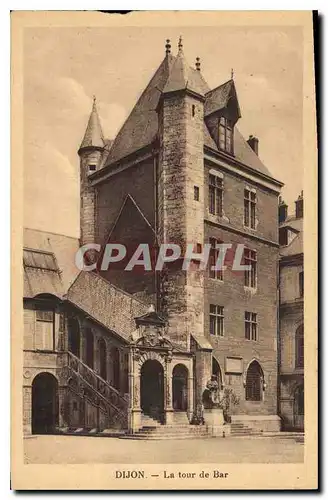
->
<box><xmin>280</xmin><ymin>216</ymin><xmax>303</xmax><ymax>257</ymax></box>
<box><xmin>280</xmin><ymin>216</ymin><xmax>303</xmax><ymax>232</ymax></box>
<box><xmin>79</xmin><ymin>98</ymin><xmax>105</xmax><ymax>151</ymax></box>
<box><xmin>23</xmin><ymin>228</ymin><xmax>80</xmax><ymax>299</ymax></box>
<box><xmin>204</xmin><ymin>80</ymin><xmax>240</xmax><ymax>118</ymax></box>
<box><xmin>135</xmin><ymin>306</ymin><xmax>167</xmax><ymax>327</ymax></box>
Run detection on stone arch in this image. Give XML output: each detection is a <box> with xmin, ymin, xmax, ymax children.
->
<box><xmin>137</xmin><ymin>351</ymin><xmax>165</xmax><ymax>373</ymax></box>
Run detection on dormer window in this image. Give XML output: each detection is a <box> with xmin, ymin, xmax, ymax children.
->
<box><xmin>218</xmin><ymin>116</ymin><xmax>233</xmax><ymax>154</ymax></box>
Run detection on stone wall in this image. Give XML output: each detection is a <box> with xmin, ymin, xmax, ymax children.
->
<box><xmin>158</xmin><ymin>92</ymin><xmax>205</xmax><ymax>347</ymax></box>
<box><xmin>202</xmin><ymin>163</ymin><xmax>280</xmax><ymax>416</ymax></box>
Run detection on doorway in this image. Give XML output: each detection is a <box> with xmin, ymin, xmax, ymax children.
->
<box><xmin>172</xmin><ymin>364</ymin><xmax>188</xmax><ymax>411</ymax></box>
<box><xmin>32</xmin><ymin>372</ymin><xmax>58</xmax><ymax>434</ymax></box>
<box><xmin>140</xmin><ymin>360</ymin><xmax>164</xmax><ymax>422</ymax></box>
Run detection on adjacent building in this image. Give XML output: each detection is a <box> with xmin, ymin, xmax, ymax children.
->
<box><xmin>278</xmin><ymin>193</ymin><xmax>304</xmax><ymax>430</ymax></box>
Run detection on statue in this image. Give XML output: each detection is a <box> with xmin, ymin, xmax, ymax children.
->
<box><xmin>202</xmin><ymin>376</ymin><xmax>240</xmax><ymax>423</ymax></box>
<box><xmin>202</xmin><ymin>376</ymin><xmax>221</xmax><ymax>409</ymax></box>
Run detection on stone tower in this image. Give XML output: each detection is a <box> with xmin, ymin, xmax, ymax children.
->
<box><xmin>78</xmin><ymin>97</ymin><xmax>105</xmax><ymax>246</ymax></box>
<box><xmin>157</xmin><ymin>38</ymin><xmax>207</xmax><ymax>347</ymax></box>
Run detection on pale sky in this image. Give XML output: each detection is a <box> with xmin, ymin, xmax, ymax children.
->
<box><xmin>24</xmin><ymin>26</ymin><xmax>303</xmax><ymax>238</ymax></box>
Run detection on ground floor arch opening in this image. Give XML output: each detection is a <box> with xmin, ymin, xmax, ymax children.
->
<box><xmin>32</xmin><ymin>372</ymin><xmax>59</xmax><ymax>434</ymax></box>
<box><xmin>140</xmin><ymin>360</ymin><xmax>164</xmax><ymax>422</ymax></box>
<box><xmin>293</xmin><ymin>384</ymin><xmax>304</xmax><ymax>430</ymax></box>
<box><xmin>245</xmin><ymin>361</ymin><xmax>264</xmax><ymax>401</ymax></box>
<box><xmin>172</xmin><ymin>364</ymin><xmax>188</xmax><ymax>411</ymax></box>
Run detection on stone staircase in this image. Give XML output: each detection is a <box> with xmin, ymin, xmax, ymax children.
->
<box><xmin>123</xmin><ymin>412</ymin><xmax>212</xmax><ymax>440</ymax></box>
<box><xmin>230</xmin><ymin>422</ymin><xmax>262</xmax><ymax>437</ymax></box>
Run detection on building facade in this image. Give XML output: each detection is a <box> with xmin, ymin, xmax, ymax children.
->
<box><xmin>278</xmin><ymin>193</ymin><xmax>304</xmax><ymax>430</ymax></box>
<box><xmin>23</xmin><ymin>38</ymin><xmax>285</xmax><ymax>436</ymax></box>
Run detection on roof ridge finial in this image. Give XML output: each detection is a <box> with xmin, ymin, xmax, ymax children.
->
<box><xmin>195</xmin><ymin>56</ymin><xmax>201</xmax><ymax>71</ymax></box>
<box><xmin>231</xmin><ymin>68</ymin><xmax>234</xmax><ymax>80</ymax></box>
<box><xmin>92</xmin><ymin>95</ymin><xmax>97</xmax><ymax>110</ymax></box>
<box><xmin>165</xmin><ymin>38</ymin><xmax>171</xmax><ymax>55</ymax></box>
<box><xmin>178</xmin><ymin>35</ymin><xmax>183</xmax><ymax>54</ymax></box>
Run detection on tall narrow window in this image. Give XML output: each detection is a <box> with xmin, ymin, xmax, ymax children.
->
<box><xmin>295</xmin><ymin>325</ymin><xmax>304</xmax><ymax>368</ymax></box>
<box><xmin>245</xmin><ymin>312</ymin><xmax>258</xmax><ymax>341</ymax></box>
<box><xmin>218</xmin><ymin>116</ymin><xmax>233</xmax><ymax>153</ymax></box>
<box><xmin>244</xmin><ymin>188</ymin><xmax>256</xmax><ymax>229</ymax></box>
<box><xmin>85</xmin><ymin>328</ymin><xmax>94</xmax><ymax>369</ymax></box>
<box><xmin>209</xmin><ymin>174</ymin><xmax>223</xmax><ymax>216</ymax></box>
<box><xmin>194</xmin><ymin>185</ymin><xmax>200</xmax><ymax>201</ymax></box>
<box><xmin>279</xmin><ymin>227</ymin><xmax>288</xmax><ymax>246</ymax></box>
<box><xmin>35</xmin><ymin>309</ymin><xmax>55</xmax><ymax>351</ymax></box>
<box><xmin>299</xmin><ymin>271</ymin><xmax>304</xmax><ymax>297</ymax></box>
<box><xmin>209</xmin><ymin>238</ymin><xmax>223</xmax><ymax>281</ymax></box>
<box><xmin>244</xmin><ymin>248</ymin><xmax>257</xmax><ymax>288</ymax></box>
<box><xmin>209</xmin><ymin>305</ymin><xmax>224</xmax><ymax>337</ymax></box>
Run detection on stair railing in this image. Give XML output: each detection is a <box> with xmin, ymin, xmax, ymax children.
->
<box><xmin>65</xmin><ymin>351</ymin><xmax>128</xmax><ymax>425</ymax></box>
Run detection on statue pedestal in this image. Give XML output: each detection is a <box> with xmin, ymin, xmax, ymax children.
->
<box><xmin>204</xmin><ymin>409</ymin><xmax>228</xmax><ymax>437</ymax></box>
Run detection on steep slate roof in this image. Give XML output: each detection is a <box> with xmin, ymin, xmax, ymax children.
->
<box><xmin>23</xmin><ymin>228</ymin><xmax>80</xmax><ymax>298</ymax></box>
<box><xmin>204</xmin><ymin>123</ymin><xmax>273</xmax><ymax>178</ymax></box>
<box><xmin>67</xmin><ymin>271</ymin><xmax>148</xmax><ymax>341</ymax></box>
<box><xmin>102</xmin><ymin>46</ymin><xmax>276</xmax><ymax>181</ymax></box>
<box><xmin>79</xmin><ymin>98</ymin><xmax>105</xmax><ymax>151</ymax></box>
<box><xmin>104</xmin><ymin>54</ymin><xmax>175</xmax><ymax>166</ymax></box>
<box><xmin>204</xmin><ymin>80</ymin><xmax>235</xmax><ymax>116</ymax></box>
<box><xmin>163</xmin><ymin>48</ymin><xmax>209</xmax><ymax>96</ymax></box>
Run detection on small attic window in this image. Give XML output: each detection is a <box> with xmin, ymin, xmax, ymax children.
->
<box><xmin>218</xmin><ymin>116</ymin><xmax>233</xmax><ymax>154</ymax></box>
<box><xmin>89</xmin><ymin>164</ymin><xmax>96</xmax><ymax>172</ymax></box>
<box><xmin>192</xmin><ymin>104</ymin><xmax>196</xmax><ymax>117</ymax></box>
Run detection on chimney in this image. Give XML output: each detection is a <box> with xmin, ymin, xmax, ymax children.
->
<box><xmin>278</xmin><ymin>196</ymin><xmax>288</xmax><ymax>223</ymax></box>
<box><xmin>247</xmin><ymin>135</ymin><xmax>259</xmax><ymax>155</ymax></box>
<box><xmin>295</xmin><ymin>191</ymin><xmax>304</xmax><ymax>219</ymax></box>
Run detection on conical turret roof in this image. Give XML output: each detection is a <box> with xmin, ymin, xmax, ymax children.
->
<box><xmin>79</xmin><ymin>97</ymin><xmax>105</xmax><ymax>151</ymax></box>
<box><xmin>163</xmin><ymin>38</ymin><xmax>208</xmax><ymax>96</ymax></box>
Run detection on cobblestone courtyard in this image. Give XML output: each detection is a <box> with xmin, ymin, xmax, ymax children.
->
<box><xmin>24</xmin><ymin>434</ymin><xmax>304</xmax><ymax>464</ymax></box>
